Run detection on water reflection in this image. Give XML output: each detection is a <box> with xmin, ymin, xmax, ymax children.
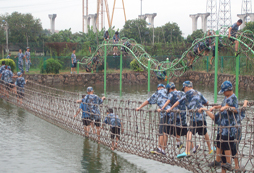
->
<box><xmin>80</xmin><ymin>138</ymin><xmax>145</xmax><ymax>173</ymax></box>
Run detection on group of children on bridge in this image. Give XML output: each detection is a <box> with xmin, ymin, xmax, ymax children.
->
<box><xmin>74</xmin><ymin>78</ymin><xmax>248</xmax><ymax>172</ymax></box>
<box><xmin>0</xmin><ymin>61</ymin><xmax>27</xmax><ymax>104</ymax></box>
<box><xmin>74</xmin><ymin>87</ymin><xmax>123</xmax><ymax>151</ymax></box>
<box><xmin>137</xmin><ymin>80</ymin><xmax>247</xmax><ymax>173</ymax></box>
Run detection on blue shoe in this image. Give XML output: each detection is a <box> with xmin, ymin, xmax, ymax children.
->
<box><xmin>177</xmin><ymin>152</ymin><xmax>190</xmax><ymax>159</ymax></box>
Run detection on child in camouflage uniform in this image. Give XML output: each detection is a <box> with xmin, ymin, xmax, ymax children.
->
<box><xmin>15</xmin><ymin>72</ymin><xmax>27</xmax><ymax>104</ymax></box>
<box><xmin>201</xmin><ymin>81</ymin><xmax>242</xmax><ymax>172</ymax></box>
<box><xmin>24</xmin><ymin>47</ymin><xmax>31</xmax><ymax>72</ymax></box>
<box><xmin>136</xmin><ymin>84</ymin><xmax>171</xmax><ymax>155</ymax></box>
<box><xmin>15</xmin><ymin>49</ymin><xmax>25</xmax><ymax>73</ymax></box>
<box><xmin>167</xmin><ymin>81</ymin><xmax>213</xmax><ymax>158</ymax></box>
<box><xmin>159</xmin><ymin>82</ymin><xmax>187</xmax><ymax>149</ymax></box>
<box><xmin>82</xmin><ymin>87</ymin><xmax>105</xmax><ymax>143</ymax></box>
<box><xmin>1</xmin><ymin>66</ymin><xmax>14</xmax><ymax>99</ymax></box>
<box><xmin>104</xmin><ymin>108</ymin><xmax>124</xmax><ymax>150</ymax></box>
<box><xmin>0</xmin><ymin>61</ymin><xmax>6</xmax><ymax>94</ymax></box>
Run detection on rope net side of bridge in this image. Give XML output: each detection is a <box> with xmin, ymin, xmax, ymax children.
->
<box><xmin>1</xmin><ymin>81</ymin><xmax>254</xmax><ymax>173</ymax></box>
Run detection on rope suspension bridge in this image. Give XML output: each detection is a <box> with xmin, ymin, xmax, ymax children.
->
<box><xmin>1</xmin><ymin>80</ymin><xmax>254</xmax><ymax>172</ymax></box>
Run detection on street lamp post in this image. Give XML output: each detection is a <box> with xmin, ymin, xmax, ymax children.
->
<box><xmin>2</xmin><ymin>20</ymin><xmax>9</xmax><ymax>54</ymax></box>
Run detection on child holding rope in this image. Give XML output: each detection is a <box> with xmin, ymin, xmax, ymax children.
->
<box><xmin>167</xmin><ymin>81</ymin><xmax>214</xmax><ymax>158</ymax></box>
<box><xmin>136</xmin><ymin>84</ymin><xmax>170</xmax><ymax>155</ymax></box>
<box><xmin>199</xmin><ymin>81</ymin><xmax>240</xmax><ymax>172</ymax></box>
<box><xmin>103</xmin><ymin>108</ymin><xmax>124</xmax><ymax>150</ymax></box>
<box><xmin>158</xmin><ymin>82</ymin><xmax>187</xmax><ymax>149</ymax></box>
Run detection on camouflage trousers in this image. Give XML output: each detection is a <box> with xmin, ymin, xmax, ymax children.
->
<box><xmin>25</xmin><ymin>60</ymin><xmax>30</xmax><ymax>72</ymax></box>
<box><xmin>18</xmin><ymin>62</ymin><xmax>24</xmax><ymax>73</ymax></box>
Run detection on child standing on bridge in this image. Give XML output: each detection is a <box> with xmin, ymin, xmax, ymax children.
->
<box><xmin>158</xmin><ymin>82</ymin><xmax>187</xmax><ymax>149</ymax></box>
<box><xmin>200</xmin><ymin>81</ymin><xmax>241</xmax><ymax>172</ymax></box>
<box><xmin>0</xmin><ymin>61</ymin><xmax>6</xmax><ymax>95</ymax></box>
<box><xmin>103</xmin><ymin>108</ymin><xmax>124</xmax><ymax>151</ymax></box>
<box><xmin>15</xmin><ymin>72</ymin><xmax>27</xmax><ymax>104</ymax></box>
<box><xmin>1</xmin><ymin>66</ymin><xmax>15</xmax><ymax>99</ymax></box>
<box><xmin>136</xmin><ymin>84</ymin><xmax>171</xmax><ymax>155</ymax></box>
<box><xmin>167</xmin><ymin>81</ymin><xmax>214</xmax><ymax>158</ymax></box>
<box><xmin>82</xmin><ymin>87</ymin><xmax>105</xmax><ymax>143</ymax></box>
<box><xmin>74</xmin><ymin>95</ymin><xmax>92</xmax><ymax>137</ymax></box>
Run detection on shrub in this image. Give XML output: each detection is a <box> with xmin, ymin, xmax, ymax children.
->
<box><xmin>0</xmin><ymin>59</ymin><xmax>16</xmax><ymax>72</ymax></box>
<box><xmin>130</xmin><ymin>59</ymin><xmax>143</xmax><ymax>72</ymax></box>
<box><xmin>40</xmin><ymin>58</ymin><xmax>62</xmax><ymax>74</ymax></box>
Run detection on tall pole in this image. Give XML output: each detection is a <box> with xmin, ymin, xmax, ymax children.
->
<box><xmin>6</xmin><ymin>25</ymin><xmax>8</xmax><ymax>54</ymax></box>
<box><xmin>166</xmin><ymin>58</ymin><xmax>169</xmax><ymax>84</ymax></box>
<box><xmin>214</xmin><ymin>30</ymin><xmax>219</xmax><ymax>103</ymax></box>
<box><xmin>120</xmin><ymin>51</ymin><xmax>123</xmax><ymax>97</ymax></box>
<box><xmin>235</xmin><ymin>48</ymin><xmax>240</xmax><ymax>98</ymax></box>
<box><xmin>82</xmin><ymin>0</ymin><xmax>84</xmax><ymax>32</ymax></box>
<box><xmin>104</xmin><ymin>44</ymin><xmax>107</xmax><ymax>97</ymax></box>
<box><xmin>86</xmin><ymin>0</ymin><xmax>88</xmax><ymax>16</ymax></box>
<box><xmin>101</xmin><ymin>0</ymin><xmax>104</xmax><ymax>30</ymax></box>
<box><xmin>141</xmin><ymin>0</ymin><xmax>142</xmax><ymax>15</ymax></box>
<box><xmin>148</xmin><ymin>59</ymin><xmax>151</xmax><ymax>96</ymax></box>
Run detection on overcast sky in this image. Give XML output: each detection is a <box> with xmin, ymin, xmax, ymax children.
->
<box><xmin>0</xmin><ymin>0</ymin><xmax>246</xmax><ymax>36</ymax></box>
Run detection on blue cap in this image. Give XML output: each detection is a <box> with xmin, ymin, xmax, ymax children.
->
<box><xmin>218</xmin><ymin>81</ymin><xmax>233</xmax><ymax>94</ymax></box>
<box><xmin>87</xmin><ymin>86</ymin><xmax>93</xmax><ymax>92</ymax></box>
<box><xmin>166</xmin><ymin>82</ymin><xmax>175</xmax><ymax>89</ymax></box>
<box><xmin>7</xmin><ymin>66</ymin><xmax>11</xmax><ymax>70</ymax></box>
<box><xmin>27</xmin><ymin>47</ymin><xmax>30</xmax><ymax>49</ymax></box>
<box><xmin>182</xmin><ymin>81</ymin><xmax>193</xmax><ymax>91</ymax></box>
<box><xmin>17</xmin><ymin>72</ymin><xmax>22</xmax><ymax>76</ymax></box>
<box><xmin>157</xmin><ymin>84</ymin><xmax>165</xmax><ymax>88</ymax></box>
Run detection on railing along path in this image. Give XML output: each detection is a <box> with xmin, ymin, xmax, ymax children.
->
<box><xmin>1</xmin><ymin>80</ymin><xmax>254</xmax><ymax>173</ymax></box>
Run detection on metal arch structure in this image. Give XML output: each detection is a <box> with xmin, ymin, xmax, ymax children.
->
<box><xmin>79</xmin><ymin>27</ymin><xmax>254</xmax><ymax>101</ymax></box>
<box><xmin>80</xmin><ymin>28</ymin><xmax>254</xmax><ymax>74</ymax></box>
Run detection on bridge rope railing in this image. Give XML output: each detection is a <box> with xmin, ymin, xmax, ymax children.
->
<box><xmin>1</xmin><ymin>80</ymin><xmax>254</xmax><ymax>172</ymax></box>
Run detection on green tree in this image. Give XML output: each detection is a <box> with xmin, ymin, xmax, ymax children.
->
<box><xmin>186</xmin><ymin>29</ymin><xmax>204</xmax><ymax>43</ymax></box>
<box><xmin>121</xmin><ymin>19</ymin><xmax>149</xmax><ymax>44</ymax></box>
<box><xmin>243</xmin><ymin>21</ymin><xmax>254</xmax><ymax>33</ymax></box>
<box><xmin>162</xmin><ymin>22</ymin><xmax>183</xmax><ymax>43</ymax></box>
<box><xmin>1</xmin><ymin>12</ymin><xmax>43</xmax><ymax>46</ymax></box>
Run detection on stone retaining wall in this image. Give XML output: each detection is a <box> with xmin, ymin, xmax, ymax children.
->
<box><xmin>24</xmin><ymin>72</ymin><xmax>172</xmax><ymax>86</ymax></box>
<box><xmin>24</xmin><ymin>71</ymin><xmax>254</xmax><ymax>90</ymax></box>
